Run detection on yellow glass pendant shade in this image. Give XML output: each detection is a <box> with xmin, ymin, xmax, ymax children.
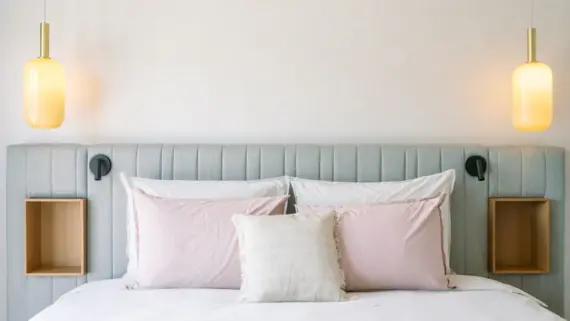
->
<box><xmin>24</xmin><ymin>22</ymin><xmax>65</xmax><ymax>129</ymax></box>
<box><xmin>24</xmin><ymin>58</ymin><xmax>65</xmax><ymax>128</ymax></box>
<box><xmin>512</xmin><ymin>28</ymin><xmax>552</xmax><ymax>132</ymax></box>
<box><xmin>512</xmin><ymin>62</ymin><xmax>552</xmax><ymax>131</ymax></box>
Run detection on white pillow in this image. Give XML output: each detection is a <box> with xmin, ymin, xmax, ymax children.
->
<box><xmin>290</xmin><ymin>170</ymin><xmax>456</xmax><ymax>272</ymax></box>
<box><xmin>120</xmin><ymin>173</ymin><xmax>289</xmax><ymax>278</ymax></box>
<box><xmin>233</xmin><ymin>212</ymin><xmax>347</xmax><ymax>302</ymax></box>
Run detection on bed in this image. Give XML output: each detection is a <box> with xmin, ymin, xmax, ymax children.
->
<box><xmin>3</xmin><ymin>144</ymin><xmax>567</xmax><ymax>321</ymax></box>
<box><xmin>31</xmin><ymin>275</ymin><xmax>563</xmax><ymax>321</ymax></box>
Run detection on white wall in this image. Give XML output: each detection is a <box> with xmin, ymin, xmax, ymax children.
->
<box><xmin>1</xmin><ymin>0</ymin><xmax>570</xmax><ymax>318</ymax></box>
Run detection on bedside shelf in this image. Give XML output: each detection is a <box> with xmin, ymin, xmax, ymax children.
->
<box><xmin>25</xmin><ymin>198</ymin><xmax>87</xmax><ymax>276</ymax></box>
<box><xmin>488</xmin><ymin>198</ymin><xmax>550</xmax><ymax>275</ymax></box>
<box><xmin>26</xmin><ymin>266</ymin><xmax>84</xmax><ymax>276</ymax></box>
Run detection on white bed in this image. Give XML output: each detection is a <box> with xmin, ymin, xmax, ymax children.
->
<box><xmin>31</xmin><ymin>275</ymin><xmax>563</xmax><ymax>321</ymax></box>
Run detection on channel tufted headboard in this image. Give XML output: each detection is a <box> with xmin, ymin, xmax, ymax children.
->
<box><xmin>3</xmin><ymin>144</ymin><xmax>567</xmax><ymax>321</ymax></box>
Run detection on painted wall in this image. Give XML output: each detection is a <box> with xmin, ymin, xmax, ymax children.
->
<box><xmin>1</xmin><ymin>0</ymin><xmax>569</xmax><ymax>319</ymax></box>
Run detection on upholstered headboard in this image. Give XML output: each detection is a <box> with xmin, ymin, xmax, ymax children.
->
<box><xmin>3</xmin><ymin>144</ymin><xmax>566</xmax><ymax>321</ymax></box>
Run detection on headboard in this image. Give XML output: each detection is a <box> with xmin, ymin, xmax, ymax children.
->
<box><xmin>3</xmin><ymin>144</ymin><xmax>566</xmax><ymax>320</ymax></box>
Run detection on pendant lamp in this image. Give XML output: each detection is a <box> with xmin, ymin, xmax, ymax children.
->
<box><xmin>512</xmin><ymin>0</ymin><xmax>552</xmax><ymax>132</ymax></box>
<box><xmin>24</xmin><ymin>0</ymin><xmax>65</xmax><ymax>129</ymax></box>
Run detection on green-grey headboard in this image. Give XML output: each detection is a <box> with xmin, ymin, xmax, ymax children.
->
<box><xmin>3</xmin><ymin>144</ymin><xmax>566</xmax><ymax>320</ymax></box>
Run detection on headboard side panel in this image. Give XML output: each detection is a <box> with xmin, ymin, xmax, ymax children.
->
<box><xmin>4</xmin><ymin>144</ymin><xmax>566</xmax><ymax>320</ymax></box>
<box><xmin>486</xmin><ymin>147</ymin><xmax>566</xmax><ymax>314</ymax></box>
<box><xmin>6</xmin><ymin>145</ymin><xmax>87</xmax><ymax>321</ymax></box>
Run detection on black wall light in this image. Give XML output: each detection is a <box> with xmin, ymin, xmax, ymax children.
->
<box><xmin>89</xmin><ymin>154</ymin><xmax>112</xmax><ymax>181</ymax></box>
<box><xmin>465</xmin><ymin>155</ymin><xmax>487</xmax><ymax>181</ymax></box>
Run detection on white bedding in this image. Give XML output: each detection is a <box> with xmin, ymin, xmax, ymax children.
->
<box><xmin>31</xmin><ymin>275</ymin><xmax>564</xmax><ymax>321</ymax></box>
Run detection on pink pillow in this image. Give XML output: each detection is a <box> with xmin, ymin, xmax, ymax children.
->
<box><xmin>132</xmin><ymin>189</ymin><xmax>289</xmax><ymax>289</ymax></box>
<box><xmin>299</xmin><ymin>196</ymin><xmax>450</xmax><ymax>292</ymax></box>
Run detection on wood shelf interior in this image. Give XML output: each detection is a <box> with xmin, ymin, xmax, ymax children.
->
<box><xmin>489</xmin><ymin>198</ymin><xmax>550</xmax><ymax>274</ymax></box>
<box><xmin>25</xmin><ymin>199</ymin><xmax>87</xmax><ymax>276</ymax></box>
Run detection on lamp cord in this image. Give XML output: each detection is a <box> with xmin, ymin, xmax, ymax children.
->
<box><xmin>43</xmin><ymin>0</ymin><xmax>47</xmax><ymax>21</ymax></box>
<box><xmin>531</xmin><ymin>0</ymin><xmax>535</xmax><ymax>27</ymax></box>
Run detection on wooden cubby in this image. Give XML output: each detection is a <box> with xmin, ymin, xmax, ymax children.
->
<box><xmin>25</xmin><ymin>199</ymin><xmax>87</xmax><ymax>276</ymax></box>
<box><xmin>488</xmin><ymin>198</ymin><xmax>550</xmax><ymax>274</ymax></box>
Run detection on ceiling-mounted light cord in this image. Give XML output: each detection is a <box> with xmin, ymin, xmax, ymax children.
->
<box><xmin>531</xmin><ymin>0</ymin><xmax>535</xmax><ymax>27</ymax></box>
<box><xmin>527</xmin><ymin>0</ymin><xmax>537</xmax><ymax>62</ymax></box>
<box><xmin>43</xmin><ymin>0</ymin><xmax>47</xmax><ymax>22</ymax></box>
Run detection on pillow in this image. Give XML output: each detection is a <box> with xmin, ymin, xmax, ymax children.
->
<box><xmin>233</xmin><ymin>212</ymin><xmax>347</xmax><ymax>302</ymax></box>
<box><xmin>291</xmin><ymin>170</ymin><xmax>455</xmax><ymax>272</ymax></box>
<box><xmin>120</xmin><ymin>173</ymin><xmax>289</xmax><ymax>277</ymax></box>
<box><xmin>131</xmin><ymin>189</ymin><xmax>289</xmax><ymax>289</ymax></box>
<box><xmin>299</xmin><ymin>196</ymin><xmax>450</xmax><ymax>291</ymax></box>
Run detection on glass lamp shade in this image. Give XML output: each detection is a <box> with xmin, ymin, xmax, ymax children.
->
<box><xmin>512</xmin><ymin>61</ymin><xmax>553</xmax><ymax>132</ymax></box>
<box><xmin>24</xmin><ymin>57</ymin><xmax>65</xmax><ymax>129</ymax></box>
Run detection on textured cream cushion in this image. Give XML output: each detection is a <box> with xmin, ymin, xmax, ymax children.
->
<box><xmin>233</xmin><ymin>212</ymin><xmax>347</xmax><ymax>302</ymax></box>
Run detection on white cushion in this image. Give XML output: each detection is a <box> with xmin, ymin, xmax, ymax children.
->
<box><xmin>290</xmin><ymin>170</ymin><xmax>455</xmax><ymax>272</ymax></box>
<box><xmin>233</xmin><ymin>212</ymin><xmax>347</xmax><ymax>302</ymax></box>
<box><xmin>120</xmin><ymin>173</ymin><xmax>289</xmax><ymax>278</ymax></box>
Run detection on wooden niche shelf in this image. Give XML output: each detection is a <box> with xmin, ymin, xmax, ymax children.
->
<box><xmin>25</xmin><ymin>198</ymin><xmax>87</xmax><ymax>276</ymax></box>
<box><xmin>488</xmin><ymin>198</ymin><xmax>550</xmax><ymax>274</ymax></box>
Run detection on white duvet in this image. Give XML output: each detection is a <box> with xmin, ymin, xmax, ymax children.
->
<box><xmin>31</xmin><ymin>275</ymin><xmax>564</xmax><ymax>321</ymax></box>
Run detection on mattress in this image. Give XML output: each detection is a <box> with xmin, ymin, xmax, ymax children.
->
<box><xmin>31</xmin><ymin>275</ymin><xmax>563</xmax><ymax>321</ymax></box>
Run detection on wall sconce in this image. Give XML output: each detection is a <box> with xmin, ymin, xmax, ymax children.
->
<box><xmin>465</xmin><ymin>155</ymin><xmax>487</xmax><ymax>182</ymax></box>
<box><xmin>89</xmin><ymin>155</ymin><xmax>112</xmax><ymax>181</ymax></box>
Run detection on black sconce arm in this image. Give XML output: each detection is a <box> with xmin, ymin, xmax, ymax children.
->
<box><xmin>465</xmin><ymin>155</ymin><xmax>488</xmax><ymax>182</ymax></box>
<box><xmin>89</xmin><ymin>154</ymin><xmax>112</xmax><ymax>181</ymax></box>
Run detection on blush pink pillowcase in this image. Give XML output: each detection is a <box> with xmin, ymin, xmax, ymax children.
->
<box><xmin>131</xmin><ymin>189</ymin><xmax>288</xmax><ymax>289</ymax></box>
<box><xmin>299</xmin><ymin>196</ymin><xmax>450</xmax><ymax>292</ymax></box>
